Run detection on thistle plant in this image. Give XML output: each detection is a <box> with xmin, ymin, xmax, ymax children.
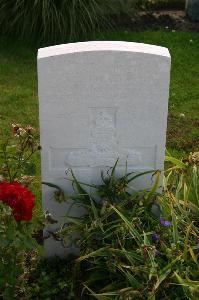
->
<box><xmin>0</xmin><ymin>123</ymin><xmax>40</xmax><ymax>183</ymax></box>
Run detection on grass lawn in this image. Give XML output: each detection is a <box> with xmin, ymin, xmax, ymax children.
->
<box><xmin>0</xmin><ymin>30</ymin><xmax>198</xmax><ymax>183</ymax></box>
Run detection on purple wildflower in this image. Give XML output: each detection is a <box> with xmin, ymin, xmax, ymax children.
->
<box><xmin>151</xmin><ymin>233</ymin><xmax>159</xmax><ymax>242</ymax></box>
<box><xmin>160</xmin><ymin>217</ymin><xmax>172</xmax><ymax>227</ymax></box>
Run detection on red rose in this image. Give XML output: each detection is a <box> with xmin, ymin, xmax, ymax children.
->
<box><xmin>0</xmin><ymin>181</ymin><xmax>35</xmax><ymax>221</ymax></box>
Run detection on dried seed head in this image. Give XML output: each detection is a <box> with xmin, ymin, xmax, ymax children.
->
<box><xmin>188</xmin><ymin>152</ymin><xmax>199</xmax><ymax>166</ymax></box>
<box><xmin>25</xmin><ymin>125</ymin><xmax>34</xmax><ymax>135</ymax></box>
<box><xmin>11</xmin><ymin>123</ymin><xmax>20</xmax><ymax>136</ymax></box>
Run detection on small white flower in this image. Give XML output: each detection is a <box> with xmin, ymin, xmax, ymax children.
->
<box><xmin>189</xmin><ymin>39</ymin><xmax>193</xmax><ymax>43</ymax></box>
<box><xmin>165</xmin><ymin>26</ymin><xmax>169</xmax><ymax>29</ymax></box>
<box><xmin>179</xmin><ymin>113</ymin><xmax>185</xmax><ymax>118</ymax></box>
<box><xmin>172</xmin><ymin>30</ymin><xmax>176</xmax><ymax>33</ymax></box>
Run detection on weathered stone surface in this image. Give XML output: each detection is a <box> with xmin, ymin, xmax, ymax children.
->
<box><xmin>37</xmin><ymin>41</ymin><xmax>171</xmax><ymax>256</ymax></box>
<box><xmin>186</xmin><ymin>0</ymin><xmax>199</xmax><ymax>21</ymax></box>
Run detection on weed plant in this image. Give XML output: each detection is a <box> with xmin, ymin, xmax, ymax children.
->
<box><xmin>45</xmin><ymin>154</ymin><xmax>199</xmax><ymax>299</ymax></box>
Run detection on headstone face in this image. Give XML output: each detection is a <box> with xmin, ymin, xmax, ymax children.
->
<box><xmin>38</xmin><ymin>41</ymin><xmax>171</xmax><ymax>256</ymax></box>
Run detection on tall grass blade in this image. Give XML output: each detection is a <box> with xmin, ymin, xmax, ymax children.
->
<box><xmin>165</xmin><ymin>155</ymin><xmax>187</xmax><ymax>169</ymax></box>
<box><xmin>111</xmin><ymin>206</ymin><xmax>142</xmax><ymax>245</ymax></box>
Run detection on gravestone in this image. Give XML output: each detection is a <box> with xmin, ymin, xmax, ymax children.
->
<box><xmin>186</xmin><ymin>0</ymin><xmax>199</xmax><ymax>22</ymax></box>
<box><xmin>38</xmin><ymin>41</ymin><xmax>171</xmax><ymax>256</ymax></box>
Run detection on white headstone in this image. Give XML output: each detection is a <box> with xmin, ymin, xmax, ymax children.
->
<box><xmin>38</xmin><ymin>41</ymin><xmax>171</xmax><ymax>256</ymax></box>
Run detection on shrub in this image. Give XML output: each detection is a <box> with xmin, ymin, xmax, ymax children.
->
<box><xmin>0</xmin><ymin>124</ymin><xmax>41</xmax><ymax>298</ymax></box>
<box><xmin>48</xmin><ymin>155</ymin><xmax>199</xmax><ymax>299</ymax></box>
<box><xmin>0</xmin><ymin>0</ymin><xmax>115</xmax><ymax>44</ymax></box>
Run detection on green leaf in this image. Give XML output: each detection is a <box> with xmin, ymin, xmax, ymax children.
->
<box><xmin>183</xmin><ymin>222</ymin><xmax>193</xmax><ymax>261</ymax></box>
<box><xmin>174</xmin><ymin>272</ymin><xmax>199</xmax><ymax>299</ymax></box>
<box><xmin>121</xmin><ymin>270</ymin><xmax>141</xmax><ymax>289</ymax></box>
<box><xmin>42</xmin><ymin>181</ymin><xmax>63</xmax><ymax>192</ymax></box>
<box><xmin>76</xmin><ymin>247</ymin><xmax>110</xmax><ymax>262</ymax></box>
<box><xmin>189</xmin><ymin>246</ymin><xmax>198</xmax><ymax>265</ymax></box>
<box><xmin>90</xmin><ymin>197</ymin><xmax>99</xmax><ymax>220</ymax></box>
<box><xmin>127</xmin><ymin>170</ymin><xmax>156</xmax><ymax>184</ymax></box>
<box><xmin>111</xmin><ymin>206</ymin><xmax>142</xmax><ymax>246</ymax></box>
<box><xmin>171</xmin><ymin>208</ymin><xmax>179</xmax><ymax>244</ymax></box>
<box><xmin>109</xmin><ymin>248</ymin><xmax>142</xmax><ymax>262</ymax></box>
<box><xmin>84</xmin><ymin>284</ymin><xmax>118</xmax><ymax>299</ymax></box>
<box><xmin>145</xmin><ymin>170</ymin><xmax>161</xmax><ymax>202</ymax></box>
<box><xmin>165</xmin><ymin>156</ymin><xmax>187</xmax><ymax>169</ymax></box>
<box><xmin>174</xmin><ymin>272</ymin><xmax>199</xmax><ymax>288</ymax></box>
<box><xmin>154</xmin><ymin>256</ymin><xmax>181</xmax><ymax>291</ymax></box>
<box><xmin>70</xmin><ymin>170</ymin><xmax>92</xmax><ymax>205</ymax></box>
<box><xmin>110</xmin><ymin>157</ymin><xmax>119</xmax><ymax>179</ymax></box>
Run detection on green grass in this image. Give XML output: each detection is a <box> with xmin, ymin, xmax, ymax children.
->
<box><xmin>0</xmin><ymin>30</ymin><xmax>198</xmax><ymax>161</ymax></box>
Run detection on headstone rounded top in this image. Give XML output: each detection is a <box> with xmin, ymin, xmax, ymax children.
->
<box><xmin>38</xmin><ymin>41</ymin><xmax>170</xmax><ymax>60</ymax></box>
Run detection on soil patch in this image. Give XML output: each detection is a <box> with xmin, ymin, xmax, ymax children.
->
<box><xmin>112</xmin><ymin>10</ymin><xmax>199</xmax><ymax>32</ymax></box>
